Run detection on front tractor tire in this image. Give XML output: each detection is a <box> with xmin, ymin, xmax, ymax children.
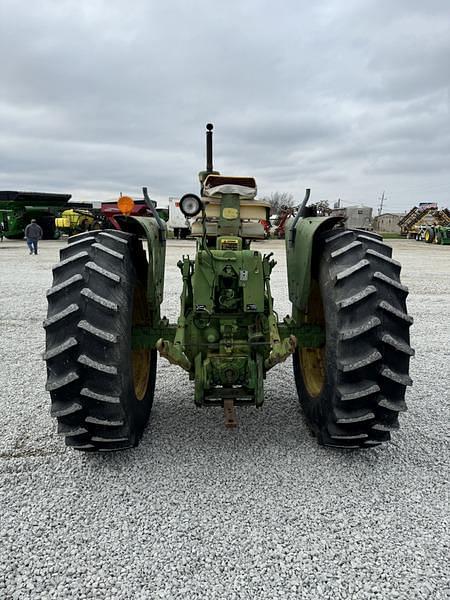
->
<box><xmin>44</xmin><ymin>230</ymin><xmax>157</xmax><ymax>451</ymax></box>
<box><xmin>293</xmin><ymin>228</ymin><xmax>413</xmax><ymax>448</ymax></box>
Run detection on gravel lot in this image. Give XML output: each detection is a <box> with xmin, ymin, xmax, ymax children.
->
<box><xmin>0</xmin><ymin>236</ymin><xmax>448</xmax><ymax>599</ymax></box>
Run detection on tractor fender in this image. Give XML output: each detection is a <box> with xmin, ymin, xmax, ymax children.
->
<box><xmin>115</xmin><ymin>215</ymin><xmax>166</xmax><ymax>323</ymax></box>
<box><xmin>285</xmin><ymin>216</ymin><xmax>344</xmax><ymax>312</ymax></box>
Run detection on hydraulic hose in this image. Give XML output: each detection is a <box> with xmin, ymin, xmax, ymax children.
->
<box><xmin>142</xmin><ymin>186</ymin><xmax>166</xmax><ymax>244</ymax></box>
<box><xmin>288</xmin><ymin>188</ymin><xmax>310</xmax><ymax>247</ymax></box>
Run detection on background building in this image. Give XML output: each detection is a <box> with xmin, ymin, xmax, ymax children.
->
<box><xmin>330</xmin><ymin>205</ymin><xmax>373</xmax><ymax>230</ymax></box>
<box><xmin>373</xmin><ymin>212</ymin><xmax>405</xmax><ymax>233</ymax></box>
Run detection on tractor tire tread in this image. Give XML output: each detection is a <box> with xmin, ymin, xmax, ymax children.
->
<box><xmin>337</xmin><ymin>286</ymin><xmax>377</xmax><ymax>309</ymax></box>
<box><xmin>353</xmin><ymin>229</ymin><xmax>383</xmax><ymax>241</ymax></box>
<box><xmin>45</xmin><ymin>229</ymin><xmax>156</xmax><ymax>451</ymax></box>
<box><xmin>53</xmin><ymin>251</ymin><xmax>89</xmax><ymax>271</ymax></box>
<box><xmin>92</xmin><ymin>242</ymin><xmax>125</xmax><ymax>261</ymax></box>
<box><xmin>46</xmin><ymin>274</ymin><xmax>84</xmax><ymax>297</ymax></box>
<box><xmin>293</xmin><ymin>227</ymin><xmax>413</xmax><ymax>448</ymax></box>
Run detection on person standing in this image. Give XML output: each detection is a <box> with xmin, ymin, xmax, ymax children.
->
<box><xmin>24</xmin><ymin>219</ymin><xmax>43</xmax><ymax>255</ymax></box>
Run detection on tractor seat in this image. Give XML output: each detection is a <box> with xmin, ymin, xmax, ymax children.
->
<box><xmin>203</xmin><ymin>175</ymin><xmax>257</xmax><ymax>200</ymax></box>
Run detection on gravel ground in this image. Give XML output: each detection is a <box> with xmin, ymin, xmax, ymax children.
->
<box><xmin>0</xmin><ymin>236</ymin><xmax>448</xmax><ymax>600</ymax></box>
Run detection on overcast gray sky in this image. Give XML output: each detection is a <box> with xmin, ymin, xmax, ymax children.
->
<box><xmin>1</xmin><ymin>0</ymin><xmax>449</xmax><ymax>211</ymax></box>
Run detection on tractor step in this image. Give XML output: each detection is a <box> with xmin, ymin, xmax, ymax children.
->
<box><xmin>224</xmin><ymin>399</ymin><xmax>238</xmax><ymax>428</ymax></box>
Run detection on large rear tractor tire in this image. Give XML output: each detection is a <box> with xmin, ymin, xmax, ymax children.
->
<box><xmin>44</xmin><ymin>230</ymin><xmax>157</xmax><ymax>451</ymax></box>
<box><xmin>293</xmin><ymin>228</ymin><xmax>414</xmax><ymax>448</ymax></box>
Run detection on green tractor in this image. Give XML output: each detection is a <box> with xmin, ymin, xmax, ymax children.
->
<box><xmin>44</xmin><ymin>124</ymin><xmax>413</xmax><ymax>451</ymax></box>
<box><xmin>424</xmin><ymin>225</ymin><xmax>450</xmax><ymax>245</ymax></box>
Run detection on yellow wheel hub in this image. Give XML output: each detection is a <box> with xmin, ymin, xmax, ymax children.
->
<box><xmin>131</xmin><ymin>284</ymin><xmax>151</xmax><ymax>401</ymax></box>
<box><xmin>298</xmin><ymin>280</ymin><xmax>326</xmax><ymax>398</ymax></box>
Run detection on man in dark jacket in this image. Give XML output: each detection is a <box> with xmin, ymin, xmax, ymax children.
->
<box><xmin>24</xmin><ymin>219</ymin><xmax>43</xmax><ymax>255</ymax></box>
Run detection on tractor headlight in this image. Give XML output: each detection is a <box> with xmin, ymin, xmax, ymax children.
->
<box><xmin>179</xmin><ymin>194</ymin><xmax>203</xmax><ymax>218</ymax></box>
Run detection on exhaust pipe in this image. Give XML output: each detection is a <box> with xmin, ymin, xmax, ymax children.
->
<box><xmin>206</xmin><ymin>123</ymin><xmax>214</xmax><ymax>173</ymax></box>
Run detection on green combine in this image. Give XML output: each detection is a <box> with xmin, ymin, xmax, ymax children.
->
<box><xmin>44</xmin><ymin>124</ymin><xmax>413</xmax><ymax>451</ymax></box>
<box><xmin>0</xmin><ymin>191</ymin><xmax>71</xmax><ymax>239</ymax></box>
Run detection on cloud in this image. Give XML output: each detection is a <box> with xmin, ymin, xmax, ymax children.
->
<box><xmin>0</xmin><ymin>0</ymin><xmax>449</xmax><ymax>209</ymax></box>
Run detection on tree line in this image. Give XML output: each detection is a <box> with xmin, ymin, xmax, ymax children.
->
<box><xmin>261</xmin><ymin>192</ymin><xmax>332</xmax><ymax>217</ymax></box>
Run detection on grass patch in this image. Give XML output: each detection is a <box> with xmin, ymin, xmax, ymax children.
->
<box><xmin>380</xmin><ymin>232</ymin><xmax>403</xmax><ymax>239</ymax></box>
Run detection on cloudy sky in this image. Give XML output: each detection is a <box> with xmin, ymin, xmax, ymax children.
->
<box><xmin>0</xmin><ymin>0</ymin><xmax>449</xmax><ymax>211</ymax></box>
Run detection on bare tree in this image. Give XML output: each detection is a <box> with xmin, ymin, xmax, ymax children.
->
<box><xmin>262</xmin><ymin>192</ymin><xmax>295</xmax><ymax>216</ymax></box>
<box><xmin>311</xmin><ymin>200</ymin><xmax>332</xmax><ymax>216</ymax></box>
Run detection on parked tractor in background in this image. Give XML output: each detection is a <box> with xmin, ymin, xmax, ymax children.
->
<box><xmin>100</xmin><ymin>199</ymin><xmax>168</xmax><ymax>230</ymax></box>
<box><xmin>423</xmin><ymin>225</ymin><xmax>450</xmax><ymax>245</ymax></box>
<box><xmin>55</xmin><ymin>208</ymin><xmax>99</xmax><ymax>235</ymax></box>
<box><xmin>44</xmin><ymin>124</ymin><xmax>413</xmax><ymax>453</ymax></box>
<box><xmin>271</xmin><ymin>205</ymin><xmax>295</xmax><ymax>238</ymax></box>
<box><xmin>54</xmin><ymin>199</ymin><xmax>168</xmax><ymax>236</ymax></box>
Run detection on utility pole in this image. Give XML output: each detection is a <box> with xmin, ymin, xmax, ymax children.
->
<box><xmin>378</xmin><ymin>191</ymin><xmax>385</xmax><ymax>217</ymax></box>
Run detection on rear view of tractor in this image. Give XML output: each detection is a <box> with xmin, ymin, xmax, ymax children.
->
<box><xmin>424</xmin><ymin>225</ymin><xmax>450</xmax><ymax>245</ymax></box>
<box><xmin>44</xmin><ymin>124</ymin><xmax>413</xmax><ymax>451</ymax></box>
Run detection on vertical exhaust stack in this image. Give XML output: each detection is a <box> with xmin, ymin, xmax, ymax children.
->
<box><xmin>199</xmin><ymin>123</ymin><xmax>219</xmax><ymax>188</ymax></box>
<box><xmin>206</xmin><ymin>123</ymin><xmax>214</xmax><ymax>173</ymax></box>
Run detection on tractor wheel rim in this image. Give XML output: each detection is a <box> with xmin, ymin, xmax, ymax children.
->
<box><xmin>298</xmin><ymin>280</ymin><xmax>326</xmax><ymax>398</ymax></box>
<box><xmin>132</xmin><ymin>284</ymin><xmax>151</xmax><ymax>401</ymax></box>
<box><xmin>300</xmin><ymin>347</ymin><xmax>325</xmax><ymax>397</ymax></box>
